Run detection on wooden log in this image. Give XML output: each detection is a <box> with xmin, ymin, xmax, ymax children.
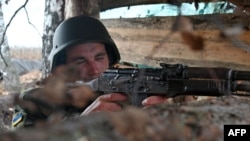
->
<box><xmin>102</xmin><ymin>14</ymin><xmax>250</xmax><ymax>70</ymax></box>
<box><xmin>100</xmin><ymin>0</ymin><xmax>250</xmax><ymax>11</ymax></box>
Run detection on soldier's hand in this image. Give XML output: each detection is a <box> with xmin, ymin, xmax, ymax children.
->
<box><xmin>142</xmin><ymin>96</ymin><xmax>169</xmax><ymax>107</ymax></box>
<box><xmin>80</xmin><ymin>93</ymin><xmax>128</xmax><ymax>115</ymax></box>
<box><xmin>67</xmin><ymin>85</ymin><xmax>96</xmax><ymax>108</ymax></box>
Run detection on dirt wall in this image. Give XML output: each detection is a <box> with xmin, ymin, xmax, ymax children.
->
<box><xmin>102</xmin><ymin>13</ymin><xmax>250</xmax><ymax>70</ymax></box>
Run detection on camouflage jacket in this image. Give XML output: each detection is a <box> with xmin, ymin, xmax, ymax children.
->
<box><xmin>11</xmin><ymin>88</ymin><xmax>84</xmax><ymax>130</ymax></box>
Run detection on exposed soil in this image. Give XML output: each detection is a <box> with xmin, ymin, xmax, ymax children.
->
<box><xmin>0</xmin><ymin>95</ymin><xmax>249</xmax><ymax>141</ymax></box>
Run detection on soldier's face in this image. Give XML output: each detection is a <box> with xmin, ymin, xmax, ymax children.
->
<box><xmin>66</xmin><ymin>42</ymin><xmax>109</xmax><ymax>82</ymax></box>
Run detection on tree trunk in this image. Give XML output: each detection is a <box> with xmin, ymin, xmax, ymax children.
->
<box><xmin>42</xmin><ymin>0</ymin><xmax>65</xmax><ymax>78</ymax></box>
<box><xmin>0</xmin><ymin>2</ymin><xmax>21</xmax><ymax>94</ymax></box>
<box><xmin>65</xmin><ymin>0</ymin><xmax>100</xmax><ymax>19</ymax></box>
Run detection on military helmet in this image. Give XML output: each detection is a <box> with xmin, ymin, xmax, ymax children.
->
<box><xmin>48</xmin><ymin>15</ymin><xmax>120</xmax><ymax>72</ymax></box>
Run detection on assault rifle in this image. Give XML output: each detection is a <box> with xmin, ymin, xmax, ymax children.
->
<box><xmin>72</xmin><ymin>63</ymin><xmax>250</xmax><ymax>107</ymax></box>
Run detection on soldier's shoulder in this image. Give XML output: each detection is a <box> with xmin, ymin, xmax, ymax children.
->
<box><xmin>11</xmin><ymin>87</ymin><xmax>42</xmax><ymax>130</ymax></box>
<box><xmin>19</xmin><ymin>87</ymin><xmax>42</xmax><ymax>99</ymax></box>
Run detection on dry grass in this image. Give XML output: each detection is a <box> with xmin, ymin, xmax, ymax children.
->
<box><xmin>1</xmin><ymin>47</ymin><xmax>42</xmax><ymax>95</ymax></box>
<box><xmin>9</xmin><ymin>47</ymin><xmax>42</xmax><ymax>60</ymax></box>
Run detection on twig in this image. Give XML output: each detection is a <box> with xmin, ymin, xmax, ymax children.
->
<box><xmin>24</xmin><ymin>8</ymin><xmax>42</xmax><ymax>37</ymax></box>
<box><xmin>0</xmin><ymin>0</ymin><xmax>29</xmax><ymax>68</ymax></box>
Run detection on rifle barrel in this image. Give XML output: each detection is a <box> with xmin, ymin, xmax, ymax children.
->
<box><xmin>184</xmin><ymin>68</ymin><xmax>250</xmax><ymax>80</ymax></box>
<box><xmin>236</xmin><ymin>84</ymin><xmax>250</xmax><ymax>91</ymax></box>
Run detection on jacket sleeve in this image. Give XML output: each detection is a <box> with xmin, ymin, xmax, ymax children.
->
<box><xmin>11</xmin><ymin>88</ymin><xmax>44</xmax><ymax>130</ymax></box>
<box><xmin>11</xmin><ymin>87</ymin><xmax>85</xmax><ymax>130</ymax></box>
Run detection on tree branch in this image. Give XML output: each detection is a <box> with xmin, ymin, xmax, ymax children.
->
<box><xmin>0</xmin><ymin>0</ymin><xmax>29</xmax><ymax>68</ymax></box>
<box><xmin>24</xmin><ymin>7</ymin><xmax>42</xmax><ymax>37</ymax></box>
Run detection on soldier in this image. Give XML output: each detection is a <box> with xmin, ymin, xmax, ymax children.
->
<box><xmin>12</xmin><ymin>15</ymin><xmax>167</xmax><ymax>129</ymax></box>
